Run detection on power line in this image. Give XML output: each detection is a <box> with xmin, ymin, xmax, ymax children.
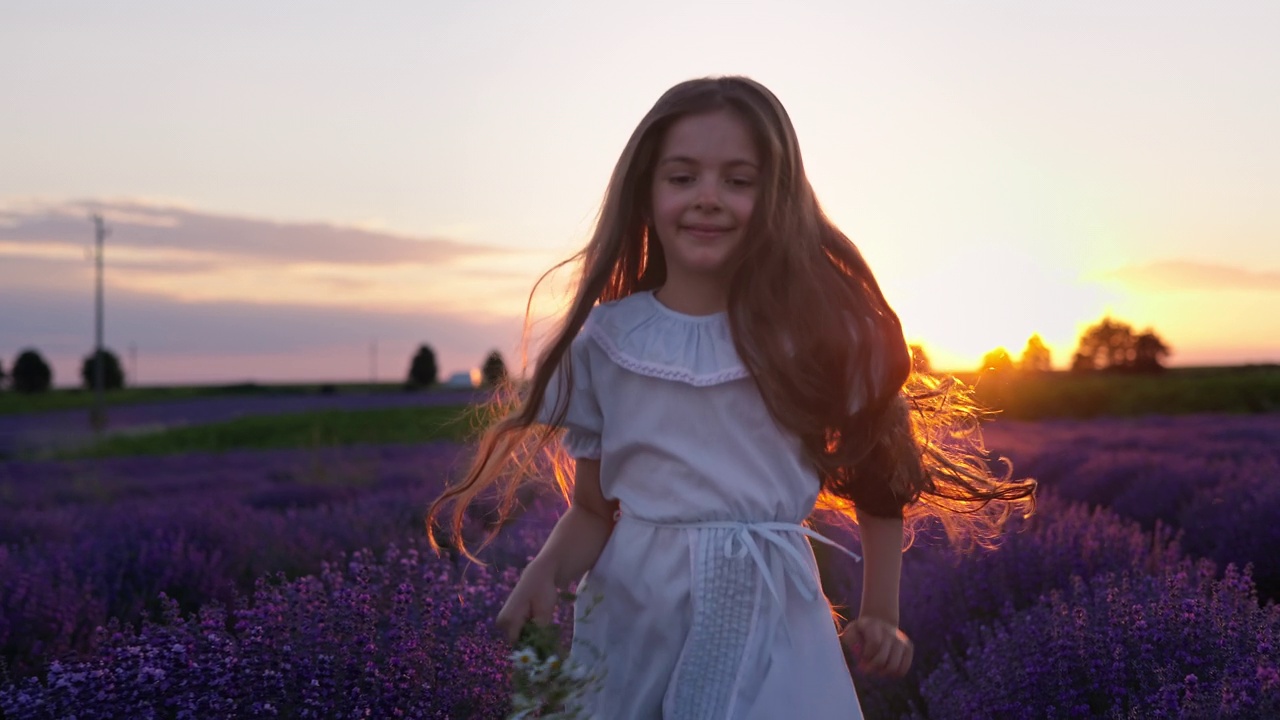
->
<box><xmin>90</xmin><ymin>214</ymin><xmax>110</xmax><ymax>431</ymax></box>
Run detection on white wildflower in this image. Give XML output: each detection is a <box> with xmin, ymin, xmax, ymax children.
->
<box><xmin>510</xmin><ymin>647</ymin><xmax>539</xmax><ymax>673</ymax></box>
<box><xmin>529</xmin><ymin>662</ymin><xmax>552</xmax><ymax>684</ymax></box>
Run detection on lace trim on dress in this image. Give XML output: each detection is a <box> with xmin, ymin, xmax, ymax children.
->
<box><xmin>578</xmin><ymin>291</ymin><xmax>751</xmax><ymax>387</ymax></box>
<box><xmin>585</xmin><ymin>323</ymin><xmax>750</xmax><ymax>387</ymax></box>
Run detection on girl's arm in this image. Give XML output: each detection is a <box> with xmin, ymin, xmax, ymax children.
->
<box><xmin>496</xmin><ymin>458</ymin><xmax>615</xmax><ymax>642</ymax></box>
<box><xmin>839</xmin><ymin>510</ymin><xmax>913</xmax><ymax>677</ymax></box>
<box><xmin>525</xmin><ymin>458</ymin><xmax>615</xmax><ymax>587</ymax></box>
<box><xmin>856</xmin><ymin>510</ymin><xmax>903</xmax><ymax>625</ymax></box>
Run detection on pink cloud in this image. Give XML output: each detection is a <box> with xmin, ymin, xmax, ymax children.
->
<box><xmin>1107</xmin><ymin>260</ymin><xmax>1280</xmax><ymax>292</ymax></box>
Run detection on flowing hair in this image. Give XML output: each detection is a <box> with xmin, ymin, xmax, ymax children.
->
<box><xmin>428</xmin><ymin>76</ymin><xmax>1036</xmax><ymax>561</ymax></box>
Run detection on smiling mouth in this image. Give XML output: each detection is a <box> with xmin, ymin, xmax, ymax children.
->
<box><xmin>682</xmin><ymin>224</ymin><xmax>733</xmax><ymax>236</ymax></box>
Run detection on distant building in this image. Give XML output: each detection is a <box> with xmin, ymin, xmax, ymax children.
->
<box><xmin>443</xmin><ymin>370</ymin><xmax>480</xmax><ymax>389</ymax></box>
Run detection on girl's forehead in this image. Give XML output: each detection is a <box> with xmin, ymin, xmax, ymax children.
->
<box><xmin>657</xmin><ymin>110</ymin><xmax>759</xmax><ymax>164</ymax></box>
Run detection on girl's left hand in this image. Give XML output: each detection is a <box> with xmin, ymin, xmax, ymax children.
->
<box><xmin>840</xmin><ymin>615</ymin><xmax>913</xmax><ymax>678</ymax></box>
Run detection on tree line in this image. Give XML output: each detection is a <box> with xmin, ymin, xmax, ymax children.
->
<box><xmin>910</xmin><ymin>316</ymin><xmax>1171</xmax><ymax>376</ymax></box>
<box><xmin>0</xmin><ymin>315</ymin><xmax>1168</xmax><ymax>395</ymax></box>
<box><xmin>0</xmin><ymin>346</ymin><xmax>510</xmax><ymax>394</ymax></box>
<box><xmin>0</xmin><ymin>349</ymin><xmax>124</xmax><ymax>394</ymax></box>
<box><xmin>406</xmin><ymin>346</ymin><xmax>507</xmax><ymax>389</ymax></box>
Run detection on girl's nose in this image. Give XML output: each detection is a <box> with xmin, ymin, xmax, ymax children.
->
<box><xmin>693</xmin><ymin>181</ymin><xmax>721</xmax><ymax>211</ymax></box>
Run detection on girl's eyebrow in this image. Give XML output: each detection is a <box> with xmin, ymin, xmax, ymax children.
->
<box><xmin>657</xmin><ymin>155</ymin><xmax>759</xmax><ymax>169</ymax></box>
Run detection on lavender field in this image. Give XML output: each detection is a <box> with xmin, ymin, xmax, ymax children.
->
<box><xmin>2</xmin><ymin>405</ymin><xmax>1278</xmax><ymax>718</ymax></box>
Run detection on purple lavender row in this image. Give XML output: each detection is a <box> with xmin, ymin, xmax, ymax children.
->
<box><xmin>0</xmin><ymin>442</ymin><xmax>480</xmax><ymax>679</ymax></box>
<box><xmin>3</xmin><ymin>490</ymin><xmax>1274</xmax><ymax>718</ymax></box>
<box><xmin>4</xmin><ymin>413</ymin><xmax>1280</xmax><ymax>716</ymax></box>
<box><xmin>981</xmin><ymin>413</ymin><xmax>1280</xmax><ymax>601</ymax></box>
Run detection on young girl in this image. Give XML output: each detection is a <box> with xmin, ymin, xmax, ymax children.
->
<box><xmin>430</xmin><ymin>76</ymin><xmax>1036</xmax><ymax>719</ymax></box>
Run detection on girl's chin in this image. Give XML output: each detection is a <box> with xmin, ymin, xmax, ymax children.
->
<box><xmin>671</xmin><ymin>259</ymin><xmax>733</xmax><ymax>277</ymax></box>
<box><xmin>668</xmin><ymin>247</ymin><xmax>737</xmax><ymax>274</ymax></box>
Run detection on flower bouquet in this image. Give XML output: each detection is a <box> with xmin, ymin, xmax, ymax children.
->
<box><xmin>506</xmin><ymin>591</ymin><xmax>602</xmax><ymax>720</ymax></box>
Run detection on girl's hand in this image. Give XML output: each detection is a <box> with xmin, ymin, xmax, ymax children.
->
<box><xmin>840</xmin><ymin>615</ymin><xmax>913</xmax><ymax>678</ymax></box>
<box><xmin>496</xmin><ymin>560</ymin><xmax>559</xmax><ymax>644</ymax></box>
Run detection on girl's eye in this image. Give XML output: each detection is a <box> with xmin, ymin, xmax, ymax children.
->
<box><xmin>667</xmin><ymin>174</ymin><xmax>695</xmax><ymax>186</ymax></box>
<box><xmin>728</xmin><ymin>177</ymin><xmax>755</xmax><ymax>189</ymax></box>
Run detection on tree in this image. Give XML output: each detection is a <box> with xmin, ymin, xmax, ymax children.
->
<box><xmin>1073</xmin><ymin>317</ymin><xmax>1170</xmax><ymax>373</ymax></box>
<box><xmin>0</xmin><ymin>358</ymin><xmax>6</xmax><ymax>391</ymax></box>
<box><xmin>481</xmin><ymin>350</ymin><xmax>508</xmax><ymax>387</ymax></box>
<box><xmin>12</xmin><ymin>349</ymin><xmax>53</xmax><ymax>394</ymax></box>
<box><xmin>81</xmin><ymin>348</ymin><xmax>126</xmax><ymax>391</ymax></box>
<box><xmin>1019</xmin><ymin>334</ymin><xmax>1052</xmax><ymax>372</ymax></box>
<box><xmin>909</xmin><ymin>344</ymin><xmax>931</xmax><ymax>374</ymax></box>
<box><xmin>980</xmin><ymin>347</ymin><xmax>1015</xmax><ymax>374</ymax></box>
<box><xmin>1133</xmin><ymin>331</ymin><xmax>1171</xmax><ymax>373</ymax></box>
<box><xmin>1075</xmin><ymin>317</ymin><xmax>1136</xmax><ymax>371</ymax></box>
<box><xmin>407</xmin><ymin>344</ymin><xmax>439</xmax><ymax>388</ymax></box>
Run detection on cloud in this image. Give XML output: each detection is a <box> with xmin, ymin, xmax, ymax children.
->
<box><xmin>0</xmin><ymin>197</ymin><xmax>504</xmax><ymax>266</ymax></box>
<box><xmin>1105</xmin><ymin>260</ymin><xmax>1280</xmax><ymax>292</ymax></box>
<box><xmin>0</xmin><ymin>198</ymin><xmax>564</xmax><ymax>318</ymax></box>
<box><xmin>0</xmin><ymin>198</ymin><xmax>570</xmax><ymax>385</ymax></box>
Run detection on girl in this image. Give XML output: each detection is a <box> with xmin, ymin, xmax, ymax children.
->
<box><xmin>430</xmin><ymin>76</ymin><xmax>1036</xmax><ymax>719</ymax></box>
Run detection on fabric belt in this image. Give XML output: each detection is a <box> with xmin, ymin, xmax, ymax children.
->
<box><xmin>619</xmin><ymin>512</ymin><xmax>862</xmax><ymax>606</ymax></box>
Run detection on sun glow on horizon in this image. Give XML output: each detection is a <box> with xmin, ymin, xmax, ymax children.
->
<box><xmin>885</xmin><ymin>249</ymin><xmax>1117</xmax><ymax>373</ymax></box>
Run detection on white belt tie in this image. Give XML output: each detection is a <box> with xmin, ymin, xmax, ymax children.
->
<box><xmin>621</xmin><ymin>514</ymin><xmax>862</xmax><ymax>604</ymax></box>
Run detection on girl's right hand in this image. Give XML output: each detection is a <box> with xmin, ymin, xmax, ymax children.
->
<box><xmin>496</xmin><ymin>560</ymin><xmax>559</xmax><ymax>644</ymax></box>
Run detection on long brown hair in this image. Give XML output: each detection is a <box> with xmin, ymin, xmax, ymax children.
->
<box><xmin>428</xmin><ymin>76</ymin><xmax>1035</xmax><ymax>560</ymax></box>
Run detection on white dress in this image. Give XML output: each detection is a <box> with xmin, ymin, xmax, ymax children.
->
<box><xmin>540</xmin><ymin>290</ymin><xmax>865</xmax><ymax>720</ymax></box>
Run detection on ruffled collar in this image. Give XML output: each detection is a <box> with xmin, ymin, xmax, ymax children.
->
<box><xmin>582</xmin><ymin>290</ymin><xmax>749</xmax><ymax>387</ymax></box>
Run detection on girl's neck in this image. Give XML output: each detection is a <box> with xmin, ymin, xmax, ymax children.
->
<box><xmin>653</xmin><ymin>279</ymin><xmax>729</xmax><ymax>317</ymax></box>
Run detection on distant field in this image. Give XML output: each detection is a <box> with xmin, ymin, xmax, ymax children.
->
<box><xmin>957</xmin><ymin>364</ymin><xmax>1280</xmax><ymax>419</ymax></box>
<box><xmin>4</xmin><ymin>366</ymin><xmax>1278</xmax><ymax>426</ymax></box>
<box><xmin>0</xmin><ymin>381</ymin><xmax>425</xmax><ymax>417</ymax></box>
<box><xmin>62</xmin><ymin>404</ymin><xmax>478</xmax><ymax>458</ymax></box>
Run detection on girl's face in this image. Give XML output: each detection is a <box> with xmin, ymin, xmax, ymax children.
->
<box><xmin>650</xmin><ymin>109</ymin><xmax>760</xmax><ymax>287</ymax></box>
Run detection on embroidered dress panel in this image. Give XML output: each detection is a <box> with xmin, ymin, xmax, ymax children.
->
<box><xmin>667</xmin><ymin>525</ymin><xmax>756</xmax><ymax>718</ymax></box>
<box><xmin>539</xmin><ymin>290</ymin><xmax>865</xmax><ymax>719</ymax></box>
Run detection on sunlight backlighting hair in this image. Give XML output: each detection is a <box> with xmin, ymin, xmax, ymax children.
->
<box><xmin>428</xmin><ymin>76</ymin><xmax>1036</xmax><ymax>561</ymax></box>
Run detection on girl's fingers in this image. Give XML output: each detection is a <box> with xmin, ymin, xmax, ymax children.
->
<box><xmin>894</xmin><ymin>642</ymin><xmax>914</xmax><ymax>676</ymax></box>
<box><xmin>497</xmin><ymin>614</ymin><xmax>515</xmax><ymax>643</ymax></box>
<box><xmin>853</xmin><ymin>623</ymin><xmax>913</xmax><ymax>677</ymax></box>
<box><xmin>881</xmin><ymin>642</ymin><xmax>907</xmax><ymax>677</ymax></box>
<box><xmin>869</xmin><ymin>634</ymin><xmax>894</xmax><ymax>670</ymax></box>
<box><xmin>896</xmin><ymin>632</ymin><xmax>914</xmax><ymax>673</ymax></box>
<box><xmin>498</xmin><ymin>601</ymin><xmax>532</xmax><ymax>644</ymax></box>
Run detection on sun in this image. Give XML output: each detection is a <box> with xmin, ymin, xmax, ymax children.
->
<box><xmin>880</xmin><ymin>251</ymin><xmax>1111</xmax><ymax>373</ymax></box>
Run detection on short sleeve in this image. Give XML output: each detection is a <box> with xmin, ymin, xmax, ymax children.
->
<box><xmin>848</xmin><ymin>394</ymin><xmax>914</xmax><ymax>519</ymax></box>
<box><xmin>849</xmin><ymin>469</ymin><xmax>908</xmax><ymax>518</ymax></box>
<box><xmin>536</xmin><ymin>335</ymin><xmax>603</xmax><ymax>459</ymax></box>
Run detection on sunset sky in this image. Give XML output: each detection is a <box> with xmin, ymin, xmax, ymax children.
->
<box><xmin>3</xmin><ymin>1</ymin><xmax>1278</xmax><ymax>386</ymax></box>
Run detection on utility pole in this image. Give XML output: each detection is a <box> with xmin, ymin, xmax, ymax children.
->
<box><xmin>91</xmin><ymin>214</ymin><xmax>109</xmax><ymax>432</ymax></box>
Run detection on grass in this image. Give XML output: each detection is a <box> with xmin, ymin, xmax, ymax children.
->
<box><xmin>10</xmin><ymin>365</ymin><xmax>1280</xmax><ymax>459</ymax></box>
<box><xmin>958</xmin><ymin>364</ymin><xmax>1280</xmax><ymax>420</ymax></box>
<box><xmin>62</xmin><ymin>404</ymin><xmax>480</xmax><ymax>458</ymax></box>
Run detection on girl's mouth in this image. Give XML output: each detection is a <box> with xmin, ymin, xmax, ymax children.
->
<box><xmin>682</xmin><ymin>224</ymin><xmax>733</xmax><ymax>239</ymax></box>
